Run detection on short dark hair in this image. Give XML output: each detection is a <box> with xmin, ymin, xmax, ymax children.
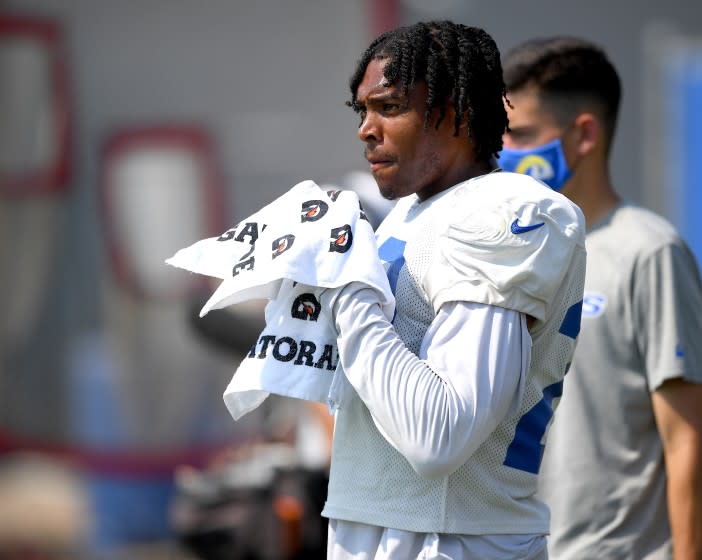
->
<box><xmin>503</xmin><ymin>36</ymin><xmax>621</xmax><ymax>148</ymax></box>
<box><xmin>347</xmin><ymin>20</ymin><xmax>509</xmax><ymax>162</ymax></box>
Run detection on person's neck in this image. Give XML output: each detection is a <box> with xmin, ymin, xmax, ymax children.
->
<box><xmin>457</xmin><ymin>159</ymin><xmax>497</xmax><ymax>183</ymax></box>
<box><xmin>563</xmin><ymin>164</ymin><xmax>620</xmax><ymax>230</ymax></box>
<box><xmin>418</xmin><ymin>159</ymin><xmax>496</xmax><ymax>202</ymax></box>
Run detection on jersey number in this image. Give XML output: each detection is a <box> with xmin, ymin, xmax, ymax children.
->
<box><xmin>503</xmin><ymin>300</ymin><xmax>582</xmax><ymax>474</ymax></box>
<box><xmin>503</xmin><ymin>380</ymin><xmax>563</xmax><ymax>474</ymax></box>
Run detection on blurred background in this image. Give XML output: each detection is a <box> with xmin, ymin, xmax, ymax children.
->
<box><xmin>0</xmin><ymin>0</ymin><xmax>700</xmax><ymax>558</ymax></box>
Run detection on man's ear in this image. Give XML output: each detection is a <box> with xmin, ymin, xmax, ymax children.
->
<box><xmin>573</xmin><ymin>113</ymin><xmax>600</xmax><ymax>156</ymax></box>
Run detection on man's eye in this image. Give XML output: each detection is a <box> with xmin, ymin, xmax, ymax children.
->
<box><xmin>358</xmin><ymin>110</ymin><xmax>367</xmax><ymax>127</ymax></box>
<box><xmin>383</xmin><ymin>103</ymin><xmax>400</xmax><ymax>112</ymax></box>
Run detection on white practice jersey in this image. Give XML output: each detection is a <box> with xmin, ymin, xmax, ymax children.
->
<box><xmin>322</xmin><ymin>171</ymin><xmax>586</xmax><ymax>537</ymax></box>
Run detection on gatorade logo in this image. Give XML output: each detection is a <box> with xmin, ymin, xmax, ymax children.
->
<box><xmin>326</xmin><ymin>189</ymin><xmax>343</xmax><ymax>202</ymax></box>
<box><xmin>329</xmin><ymin>225</ymin><xmax>353</xmax><ymax>253</ymax></box>
<box><xmin>291</xmin><ymin>293</ymin><xmax>321</xmax><ymax>321</ymax></box>
<box><xmin>272</xmin><ymin>234</ymin><xmax>295</xmax><ymax>259</ymax></box>
<box><xmin>301</xmin><ymin>200</ymin><xmax>329</xmax><ymax>222</ymax></box>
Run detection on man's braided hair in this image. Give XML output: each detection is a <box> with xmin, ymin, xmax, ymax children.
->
<box><xmin>348</xmin><ymin>20</ymin><xmax>509</xmax><ymax>162</ymax></box>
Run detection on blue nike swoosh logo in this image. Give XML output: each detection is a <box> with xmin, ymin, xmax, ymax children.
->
<box><xmin>510</xmin><ymin>218</ymin><xmax>545</xmax><ymax>234</ymax></box>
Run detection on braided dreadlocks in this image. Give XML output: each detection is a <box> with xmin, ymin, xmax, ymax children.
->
<box><xmin>348</xmin><ymin>20</ymin><xmax>509</xmax><ymax>162</ymax></box>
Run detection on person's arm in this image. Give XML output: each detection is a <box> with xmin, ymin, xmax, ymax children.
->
<box><xmin>651</xmin><ymin>378</ymin><xmax>702</xmax><ymax>560</ymax></box>
<box><xmin>633</xmin><ymin>242</ymin><xmax>702</xmax><ymax>559</ymax></box>
<box><xmin>331</xmin><ymin>283</ymin><xmax>530</xmax><ymax>479</ymax></box>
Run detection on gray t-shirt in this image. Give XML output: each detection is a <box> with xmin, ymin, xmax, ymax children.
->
<box><xmin>537</xmin><ymin>202</ymin><xmax>702</xmax><ymax>560</ymax></box>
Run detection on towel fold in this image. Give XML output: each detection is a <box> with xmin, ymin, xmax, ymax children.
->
<box><xmin>166</xmin><ymin>180</ymin><xmax>394</xmax><ymax>420</ymax></box>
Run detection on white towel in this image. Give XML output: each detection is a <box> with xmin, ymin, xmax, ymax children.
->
<box><xmin>166</xmin><ymin>180</ymin><xmax>394</xmax><ymax>420</ymax></box>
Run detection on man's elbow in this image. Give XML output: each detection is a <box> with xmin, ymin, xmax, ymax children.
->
<box><xmin>405</xmin><ymin>448</ymin><xmax>464</xmax><ymax>479</ymax></box>
<box><xmin>400</xmin><ymin>413</ymin><xmax>475</xmax><ymax>479</ymax></box>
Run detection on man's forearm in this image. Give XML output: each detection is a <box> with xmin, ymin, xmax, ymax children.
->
<box><xmin>666</xmin><ymin>443</ymin><xmax>702</xmax><ymax>560</ymax></box>
<box><xmin>653</xmin><ymin>379</ymin><xmax>702</xmax><ymax>560</ymax></box>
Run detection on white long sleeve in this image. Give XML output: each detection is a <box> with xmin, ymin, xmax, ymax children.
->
<box><xmin>332</xmin><ymin>283</ymin><xmax>531</xmax><ymax>479</ymax></box>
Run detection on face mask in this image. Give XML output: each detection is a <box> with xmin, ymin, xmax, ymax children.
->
<box><xmin>497</xmin><ymin>138</ymin><xmax>572</xmax><ymax>191</ymax></box>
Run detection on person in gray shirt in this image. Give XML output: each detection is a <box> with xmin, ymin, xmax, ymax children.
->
<box><xmin>498</xmin><ymin>36</ymin><xmax>702</xmax><ymax>559</ymax></box>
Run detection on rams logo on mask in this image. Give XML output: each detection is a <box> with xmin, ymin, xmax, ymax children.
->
<box><xmin>515</xmin><ymin>155</ymin><xmax>555</xmax><ymax>183</ymax></box>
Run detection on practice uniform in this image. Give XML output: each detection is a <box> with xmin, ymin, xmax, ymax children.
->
<box><xmin>321</xmin><ymin>172</ymin><xmax>586</xmax><ymax>559</ymax></box>
<box><xmin>538</xmin><ymin>202</ymin><xmax>702</xmax><ymax>560</ymax></box>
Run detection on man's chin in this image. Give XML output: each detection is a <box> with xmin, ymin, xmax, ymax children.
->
<box><xmin>377</xmin><ymin>183</ymin><xmax>399</xmax><ymax>201</ymax></box>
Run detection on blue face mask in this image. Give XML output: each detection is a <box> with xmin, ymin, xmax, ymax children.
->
<box><xmin>497</xmin><ymin>138</ymin><xmax>572</xmax><ymax>191</ymax></box>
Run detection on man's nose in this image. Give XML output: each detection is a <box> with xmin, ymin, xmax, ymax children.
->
<box><xmin>358</xmin><ymin>112</ymin><xmax>380</xmax><ymax>143</ymax></box>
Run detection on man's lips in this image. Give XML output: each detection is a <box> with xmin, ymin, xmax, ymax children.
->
<box><xmin>366</xmin><ymin>153</ymin><xmax>395</xmax><ymax>172</ymax></box>
<box><xmin>369</xmin><ymin>161</ymin><xmax>393</xmax><ymax>172</ymax></box>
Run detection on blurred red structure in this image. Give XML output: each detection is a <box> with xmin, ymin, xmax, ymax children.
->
<box><xmin>0</xmin><ymin>14</ymin><xmax>71</xmax><ymax>195</ymax></box>
<box><xmin>99</xmin><ymin>125</ymin><xmax>227</xmax><ymax>301</ymax></box>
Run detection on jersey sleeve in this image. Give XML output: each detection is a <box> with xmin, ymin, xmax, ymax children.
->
<box><xmin>633</xmin><ymin>240</ymin><xmax>702</xmax><ymax>390</ymax></box>
<box><xmin>424</xmin><ymin>190</ymin><xmax>584</xmax><ymax>322</ymax></box>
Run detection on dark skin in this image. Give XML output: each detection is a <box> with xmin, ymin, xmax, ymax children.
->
<box><xmin>354</xmin><ymin>58</ymin><xmax>540</xmax><ymax>327</ymax></box>
<box><xmin>355</xmin><ymin>58</ymin><xmax>494</xmax><ymax>202</ymax></box>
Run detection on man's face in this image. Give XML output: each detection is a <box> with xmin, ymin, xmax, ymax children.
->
<box><xmin>355</xmin><ymin>58</ymin><xmax>464</xmax><ymax>201</ymax></box>
<box><xmin>502</xmin><ymin>86</ymin><xmax>582</xmax><ymax>193</ymax></box>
